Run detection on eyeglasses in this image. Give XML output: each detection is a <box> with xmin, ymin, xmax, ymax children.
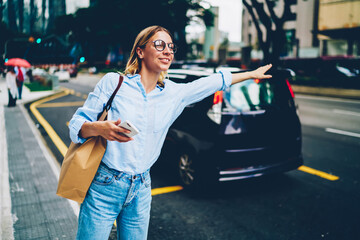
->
<box><xmin>152</xmin><ymin>39</ymin><xmax>177</xmax><ymax>54</ymax></box>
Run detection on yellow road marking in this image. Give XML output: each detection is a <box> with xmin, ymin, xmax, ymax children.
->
<box><xmin>30</xmin><ymin>87</ymin><xmax>86</xmax><ymax>157</ymax></box>
<box><xmin>298</xmin><ymin>165</ymin><xmax>339</xmax><ymax>181</ymax></box>
<box><xmin>37</xmin><ymin>101</ymin><xmax>85</xmax><ymax>108</ymax></box>
<box><xmin>30</xmin><ymin>90</ymin><xmax>70</xmax><ymax>157</ymax></box>
<box><xmin>151</xmin><ymin>185</ymin><xmax>184</xmax><ymax>196</ymax></box>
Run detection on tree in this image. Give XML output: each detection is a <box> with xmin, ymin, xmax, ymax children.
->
<box><xmin>242</xmin><ymin>0</ymin><xmax>296</xmax><ymax>66</ymax></box>
<box><xmin>41</xmin><ymin>0</ymin><xmax>46</xmax><ymax>33</ymax></box>
<box><xmin>18</xmin><ymin>0</ymin><xmax>24</xmax><ymax>32</ymax></box>
<box><xmin>29</xmin><ymin>0</ymin><xmax>36</xmax><ymax>34</ymax></box>
<box><xmin>54</xmin><ymin>0</ymin><xmax>214</xmax><ymax>62</ymax></box>
<box><xmin>6</xmin><ymin>0</ymin><xmax>17</xmax><ymax>32</ymax></box>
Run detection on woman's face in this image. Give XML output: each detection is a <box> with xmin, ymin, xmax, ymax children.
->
<box><xmin>137</xmin><ymin>31</ymin><xmax>174</xmax><ymax>74</ymax></box>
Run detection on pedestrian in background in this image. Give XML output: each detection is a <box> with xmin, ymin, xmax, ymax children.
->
<box><xmin>15</xmin><ymin>66</ymin><xmax>25</xmax><ymax>99</ymax></box>
<box><xmin>6</xmin><ymin>66</ymin><xmax>18</xmax><ymax>107</ymax></box>
<box><xmin>69</xmin><ymin>25</ymin><xmax>272</xmax><ymax>240</ymax></box>
<box><xmin>26</xmin><ymin>68</ymin><xmax>34</xmax><ymax>83</ymax></box>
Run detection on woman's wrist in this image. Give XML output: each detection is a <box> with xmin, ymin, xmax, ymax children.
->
<box><xmin>80</xmin><ymin>121</ymin><xmax>100</xmax><ymax>139</ymax></box>
<box><xmin>231</xmin><ymin>71</ymin><xmax>252</xmax><ymax>85</ymax></box>
<box><xmin>249</xmin><ymin>70</ymin><xmax>257</xmax><ymax>79</ymax></box>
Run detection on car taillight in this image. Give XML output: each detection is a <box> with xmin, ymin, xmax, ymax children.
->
<box><xmin>286</xmin><ymin>79</ymin><xmax>295</xmax><ymax>98</ymax></box>
<box><xmin>254</xmin><ymin>78</ymin><xmax>262</xmax><ymax>84</ymax></box>
<box><xmin>207</xmin><ymin>91</ymin><xmax>223</xmax><ymax>124</ymax></box>
<box><xmin>213</xmin><ymin>91</ymin><xmax>223</xmax><ymax>104</ymax></box>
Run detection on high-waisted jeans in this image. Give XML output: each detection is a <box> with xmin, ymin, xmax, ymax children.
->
<box><xmin>76</xmin><ymin>162</ymin><xmax>152</xmax><ymax>240</ymax></box>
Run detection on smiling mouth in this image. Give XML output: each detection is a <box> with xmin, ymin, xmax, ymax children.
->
<box><xmin>159</xmin><ymin>58</ymin><xmax>171</xmax><ymax>63</ymax></box>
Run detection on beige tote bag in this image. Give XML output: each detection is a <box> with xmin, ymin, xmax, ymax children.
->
<box><xmin>56</xmin><ymin>75</ymin><xmax>123</xmax><ymax>203</ymax></box>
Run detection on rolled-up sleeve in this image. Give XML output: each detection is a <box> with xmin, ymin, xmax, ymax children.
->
<box><xmin>69</xmin><ymin>73</ymin><xmax>113</xmax><ymax>144</ymax></box>
<box><xmin>178</xmin><ymin>70</ymin><xmax>232</xmax><ymax>108</ymax></box>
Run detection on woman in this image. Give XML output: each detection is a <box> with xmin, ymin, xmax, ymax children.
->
<box><xmin>6</xmin><ymin>66</ymin><xmax>18</xmax><ymax>107</ymax></box>
<box><xmin>69</xmin><ymin>25</ymin><xmax>272</xmax><ymax>239</ymax></box>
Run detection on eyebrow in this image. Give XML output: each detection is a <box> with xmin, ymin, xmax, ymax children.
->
<box><xmin>153</xmin><ymin>39</ymin><xmax>174</xmax><ymax>44</ymax></box>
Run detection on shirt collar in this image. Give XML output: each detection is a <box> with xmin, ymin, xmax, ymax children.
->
<box><xmin>127</xmin><ymin>74</ymin><xmax>164</xmax><ymax>92</ymax></box>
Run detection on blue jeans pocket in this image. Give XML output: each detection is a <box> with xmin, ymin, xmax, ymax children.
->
<box><xmin>93</xmin><ymin>167</ymin><xmax>115</xmax><ymax>186</ymax></box>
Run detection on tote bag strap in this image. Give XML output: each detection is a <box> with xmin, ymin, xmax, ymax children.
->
<box><xmin>98</xmin><ymin>74</ymin><xmax>124</xmax><ymax>121</ymax></box>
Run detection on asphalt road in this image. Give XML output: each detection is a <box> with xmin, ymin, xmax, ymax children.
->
<box><xmin>26</xmin><ymin>79</ymin><xmax>360</xmax><ymax>240</ymax></box>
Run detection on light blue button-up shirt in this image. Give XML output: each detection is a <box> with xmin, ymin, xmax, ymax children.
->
<box><xmin>69</xmin><ymin>71</ymin><xmax>232</xmax><ymax>174</ymax></box>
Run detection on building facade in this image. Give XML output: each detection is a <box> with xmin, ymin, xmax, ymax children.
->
<box><xmin>241</xmin><ymin>0</ymin><xmax>359</xmax><ymax>59</ymax></box>
<box><xmin>317</xmin><ymin>0</ymin><xmax>360</xmax><ymax>56</ymax></box>
<box><xmin>242</xmin><ymin>0</ymin><xmax>318</xmax><ymax>59</ymax></box>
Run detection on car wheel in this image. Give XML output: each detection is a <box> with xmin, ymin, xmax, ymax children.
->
<box><xmin>178</xmin><ymin>152</ymin><xmax>196</xmax><ymax>186</ymax></box>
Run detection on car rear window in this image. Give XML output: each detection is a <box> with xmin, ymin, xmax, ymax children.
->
<box><xmin>224</xmin><ymin>79</ymin><xmax>292</xmax><ymax>112</ymax></box>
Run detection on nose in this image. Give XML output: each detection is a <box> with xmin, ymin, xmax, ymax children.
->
<box><xmin>163</xmin><ymin>44</ymin><xmax>172</xmax><ymax>55</ymax></box>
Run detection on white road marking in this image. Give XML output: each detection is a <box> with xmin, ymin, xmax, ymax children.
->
<box><xmin>325</xmin><ymin>128</ymin><xmax>360</xmax><ymax>138</ymax></box>
<box><xmin>333</xmin><ymin>109</ymin><xmax>360</xmax><ymax>117</ymax></box>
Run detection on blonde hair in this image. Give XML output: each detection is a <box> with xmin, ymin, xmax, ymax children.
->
<box><xmin>124</xmin><ymin>26</ymin><xmax>173</xmax><ymax>87</ymax></box>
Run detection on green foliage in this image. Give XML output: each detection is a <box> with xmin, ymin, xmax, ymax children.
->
<box><xmin>25</xmin><ymin>81</ymin><xmax>52</xmax><ymax>91</ymax></box>
<box><xmin>54</xmin><ymin>0</ymin><xmax>214</xmax><ymax>61</ymax></box>
<box><xmin>201</xmin><ymin>8</ymin><xmax>215</xmax><ymax>27</ymax></box>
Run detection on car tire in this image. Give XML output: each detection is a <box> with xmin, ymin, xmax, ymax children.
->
<box><xmin>178</xmin><ymin>151</ymin><xmax>196</xmax><ymax>187</ymax></box>
<box><xmin>177</xmin><ymin>147</ymin><xmax>217</xmax><ymax>192</ymax></box>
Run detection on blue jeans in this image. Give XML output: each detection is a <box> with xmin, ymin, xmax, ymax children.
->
<box><xmin>76</xmin><ymin>162</ymin><xmax>152</xmax><ymax>240</ymax></box>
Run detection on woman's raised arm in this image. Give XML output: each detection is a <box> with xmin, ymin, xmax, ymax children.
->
<box><xmin>231</xmin><ymin>64</ymin><xmax>272</xmax><ymax>85</ymax></box>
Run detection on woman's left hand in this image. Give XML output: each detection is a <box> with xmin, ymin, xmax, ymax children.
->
<box><xmin>231</xmin><ymin>64</ymin><xmax>273</xmax><ymax>85</ymax></box>
<box><xmin>251</xmin><ymin>64</ymin><xmax>272</xmax><ymax>79</ymax></box>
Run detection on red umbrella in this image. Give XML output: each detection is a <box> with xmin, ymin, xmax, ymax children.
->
<box><xmin>5</xmin><ymin>58</ymin><xmax>31</xmax><ymax>68</ymax></box>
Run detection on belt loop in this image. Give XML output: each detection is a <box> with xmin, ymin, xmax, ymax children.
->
<box><xmin>140</xmin><ymin>173</ymin><xmax>145</xmax><ymax>183</ymax></box>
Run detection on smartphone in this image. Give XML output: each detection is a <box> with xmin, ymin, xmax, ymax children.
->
<box><xmin>118</xmin><ymin>120</ymin><xmax>139</xmax><ymax>138</ymax></box>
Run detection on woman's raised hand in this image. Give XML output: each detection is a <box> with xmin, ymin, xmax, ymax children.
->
<box><xmin>231</xmin><ymin>64</ymin><xmax>273</xmax><ymax>85</ymax></box>
<box><xmin>251</xmin><ymin>64</ymin><xmax>272</xmax><ymax>79</ymax></box>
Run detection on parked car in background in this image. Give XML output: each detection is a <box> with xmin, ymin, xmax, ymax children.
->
<box><xmin>155</xmin><ymin>67</ymin><xmax>303</xmax><ymax>189</ymax></box>
<box><xmin>32</xmin><ymin>68</ymin><xmax>52</xmax><ymax>85</ymax></box>
<box><xmin>69</xmin><ymin>66</ymin><xmax>78</xmax><ymax>78</ymax></box>
<box><xmin>54</xmin><ymin>69</ymin><xmax>70</xmax><ymax>82</ymax></box>
<box><xmin>32</xmin><ymin>68</ymin><xmax>49</xmax><ymax>77</ymax></box>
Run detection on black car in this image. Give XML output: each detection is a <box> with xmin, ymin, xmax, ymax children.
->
<box><xmin>156</xmin><ymin>67</ymin><xmax>303</xmax><ymax>188</ymax></box>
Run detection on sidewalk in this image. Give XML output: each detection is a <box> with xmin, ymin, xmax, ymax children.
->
<box><xmin>0</xmin><ymin>77</ymin><xmax>78</xmax><ymax>239</ymax></box>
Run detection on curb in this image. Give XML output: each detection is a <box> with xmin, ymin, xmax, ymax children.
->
<box><xmin>292</xmin><ymin>85</ymin><xmax>360</xmax><ymax>100</ymax></box>
<box><xmin>0</xmin><ymin>104</ymin><xmax>15</xmax><ymax>240</ymax></box>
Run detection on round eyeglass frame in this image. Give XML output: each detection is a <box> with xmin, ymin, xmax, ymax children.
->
<box><xmin>152</xmin><ymin>39</ymin><xmax>177</xmax><ymax>54</ymax></box>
